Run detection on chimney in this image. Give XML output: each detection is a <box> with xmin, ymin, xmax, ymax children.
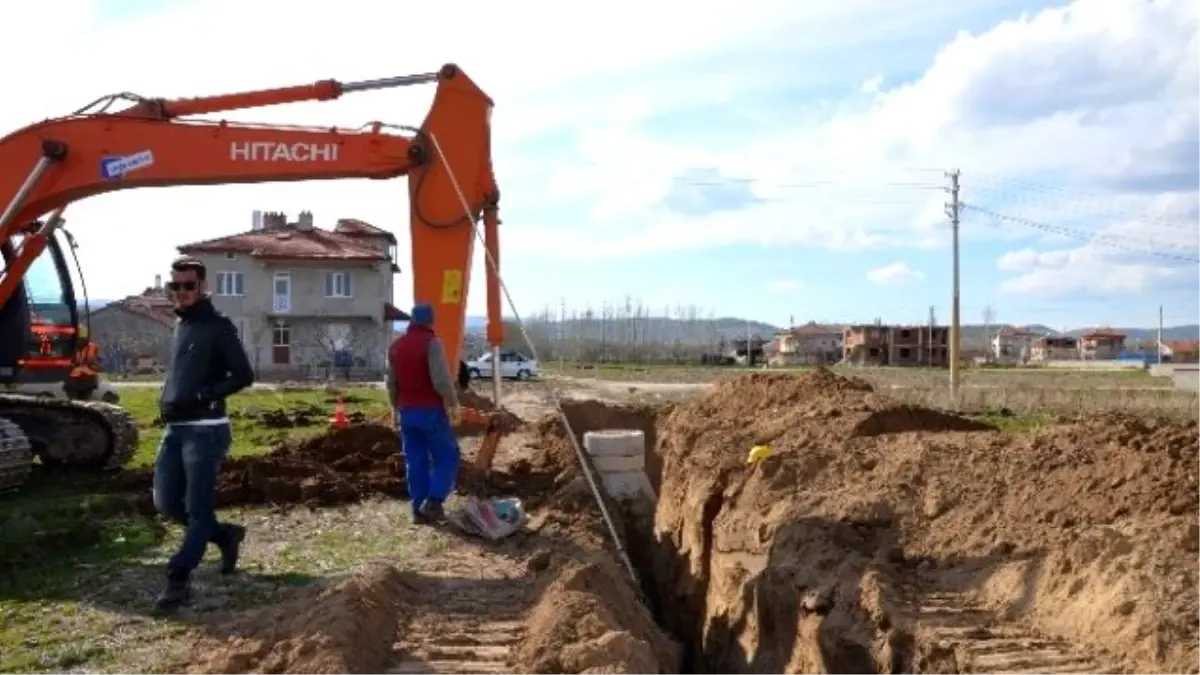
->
<box><xmin>154</xmin><ymin>273</ymin><xmax>162</xmax><ymax>289</ymax></box>
<box><xmin>296</xmin><ymin>210</ymin><xmax>314</xmax><ymax>231</ymax></box>
<box><xmin>251</xmin><ymin>209</ymin><xmax>263</xmax><ymax>230</ymax></box>
<box><xmin>263</xmin><ymin>211</ymin><xmax>287</xmax><ymax>228</ymax></box>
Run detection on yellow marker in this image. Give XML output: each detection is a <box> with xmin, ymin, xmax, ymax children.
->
<box><xmin>441</xmin><ymin>269</ymin><xmax>463</xmax><ymax>304</ymax></box>
<box><xmin>747</xmin><ymin>444</ymin><xmax>773</xmax><ymax>465</ymax></box>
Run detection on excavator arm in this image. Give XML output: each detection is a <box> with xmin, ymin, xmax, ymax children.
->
<box><xmin>0</xmin><ymin>64</ymin><xmax>505</xmax><ymax>373</ymax></box>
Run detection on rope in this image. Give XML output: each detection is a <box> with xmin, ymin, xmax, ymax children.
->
<box><xmin>426</xmin><ymin>133</ymin><xmax>642</xmax><ymax>585</ymax></box>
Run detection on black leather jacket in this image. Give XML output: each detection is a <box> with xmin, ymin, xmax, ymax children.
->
<box><xmin>159</xmin><ymin>298</ymin><xmax>254</xmax><ymax>423</ymax></box>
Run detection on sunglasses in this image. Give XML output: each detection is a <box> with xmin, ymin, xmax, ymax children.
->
<box><xmin>166</xmin><ymin>281</ymin><xmax>198</xmax><ymax>292</ymax></box>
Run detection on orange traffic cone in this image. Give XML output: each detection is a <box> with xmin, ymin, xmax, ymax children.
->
<box><xmin>330</xmin><ymin>397</ymin><xmax>349</xmax><ymax>429</ymax></box>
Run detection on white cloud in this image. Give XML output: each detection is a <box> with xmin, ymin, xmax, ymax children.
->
<box><xmin>530</xmin><ymin>0</ymin><xmax>1198</xmax><ymax>275</ymax></box>
<box><xmin>0</xmin><ymin>0</ymin><xmax>1195</xmax><ymax>316</ymax></box>
<box><xmin>766</xmin><ymin>278</ymin><xmax>806</xmax><ymax>293</ymax></box>
<box><xmin>867</xmin><ymin>262</ymin><xmax>926</xmax><ymax>285</ymax></box>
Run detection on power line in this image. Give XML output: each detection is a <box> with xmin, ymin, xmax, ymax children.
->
<box><xmin>962</xmin><ymin>179</ymin><xmax>1199</xmax><ymax>231</ymax></box>
<box><xmin>961</xmin><ymin>203</ymin><xmax>1200</xmax><ymax>263</ymax></box>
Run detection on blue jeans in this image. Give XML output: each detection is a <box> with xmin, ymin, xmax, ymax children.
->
<box><xmin>399</xmin><ymin>407</ymin><xmax>460</xmax><ymax>512</ymax></box>
<box><xmin>153</xmin><ymin>423</ymin><xmax>236</xmax><ymax>580</ymax></box>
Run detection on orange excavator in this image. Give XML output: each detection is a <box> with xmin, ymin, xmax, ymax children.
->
<box><xmin>0</xmin><ymin>64</ymin><xmax>506</xmax><ymax>490</ymax></box>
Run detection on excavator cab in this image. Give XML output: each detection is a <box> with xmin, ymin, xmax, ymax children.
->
<box><xmin>0</xmin><ymin>223</ymin><xmax>83</xmax><ymax>389</ymax></box>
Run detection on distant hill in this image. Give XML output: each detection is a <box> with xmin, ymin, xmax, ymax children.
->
<box><xmin>462</xmin><ymin>315</ymin><xmax>780</xmax><ymax>343</ymax></box>
<box><xmin>81</xmin><ymin>300</ymin><xmax>114</xmax><ymax>315</ymax></box>
<box><xmin>1064</xmin><ymin>325</ymin><xmax>1199</xmax><ymax>342</ymax></box>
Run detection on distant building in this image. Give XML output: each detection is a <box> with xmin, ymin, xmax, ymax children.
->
<box><xmin>1030</xmin><ymin>335</ymin><xmax>1079</xmax><ymax>361</ymax></box>
<box><xmin>178</xmin><ymin>210</ymin><xmax>408</xmax><ymax>379</ymax></box>
<box><xmin>1167</xmin><ymin>340</ymin><xmax>1200</xmax><ymax>363</ymax></box>
<box><xmin>89</xmin><ymin>278</ymin><xmax>176</xmax><ymax>371</ymax></box>
<box><xmin>722</xmin><ymin>337</ymin><xmax>769</xmax><ymax>366</ymax></box>
<box><xmin>991</xmin><ymin>327</ymin><xmax>1039</xmax><ymax>363</ymax></box>
<box><xmin>768</xmin><ymin>322</ymin><xmax>842</xmax><ymax>366</ymax></box>
<box><xmin>1078</xmin><ymin>329</ymin><xmax>1126</xmax><ymax>360</ymax></box>
<box><xmin>843</xmin><ymin>324</ymin><xmax>949</xmax><ymax>367</ymax></box>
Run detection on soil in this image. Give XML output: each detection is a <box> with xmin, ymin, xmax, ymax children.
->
<box><xmin>188</xmin><ymin>562</ymin><xmax>419</xmax><ymax>674</ymax></box>
<box><xmin>134</xmin><ymin>369</ymin><xmax>1197</xmax><ymax>674</ymax></box>
<box><xmin>179</xmin><ymin>396</ymin><xmax>680</xmax><ymax>675</ymax></box>
<box><xmin>647</xmin><ymin>368</ymin><xmax>1199</xmax><ymax>673</ymax></box>
<box><xmin>111</xmin><ymin>407</ymin><xmax>527</xmax><ymax>513</ymax></box>
<box><xmin>517</xmin><ymin>556</ymin><xmax>680</xmax><ymax>674</ymax></box>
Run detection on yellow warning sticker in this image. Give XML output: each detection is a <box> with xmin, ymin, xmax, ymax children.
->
<box><xmin>441</xmin><ymin>269</ymin><xmax>463</xmax><ymax>304</ymax></box>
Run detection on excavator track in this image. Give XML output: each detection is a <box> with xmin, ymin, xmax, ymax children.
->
<box><xmin>0</xmin><ymin>394</ymin><xmax>139</xmax><ymax>490</ymax></box>
<box><xmin>0</xmin><ymin>416</ymin><xmax>34</xmax><ymax>491</ymax></box>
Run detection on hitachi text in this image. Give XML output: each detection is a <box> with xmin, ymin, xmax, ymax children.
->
<box><xmin>230</xmin><ymin>142</ymin><xmax>340</xmax><ymax>162</ymax></box>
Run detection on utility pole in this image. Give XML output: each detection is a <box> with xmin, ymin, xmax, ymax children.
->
<box><xmin>928</xmin><ymin>305</ymin><xmax>936</xmax><ymax>366</ymax></box>
<box><xmin>945</xmin><ymin>170</ymin><xmax>962</xmax><ymax>398</ymax></box>
<box><xmin>745</xmin><ymin>320</ymin><xmax>753</xmax><ymax>367</ymax></box>
<box><xmin>1158</xmin><ymin>305</ymin><xmax>1164</xmax><ymax>364</ymax></box>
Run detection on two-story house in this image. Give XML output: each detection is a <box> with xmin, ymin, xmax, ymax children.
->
<box><xmin>177</xmin><ymin>210</ymin><xmax>408</xmax><ymax>378</ymax></box>
<box><xmin>768</xmin><ymin>322</ymin><xmax>843</xmax><ymax>366</ymax></box>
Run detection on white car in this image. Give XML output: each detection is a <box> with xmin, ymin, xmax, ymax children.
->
<box><xmin>467</xmin><ymin>350</ymin><xmax>541</xmax><ymax>381</ymax></box>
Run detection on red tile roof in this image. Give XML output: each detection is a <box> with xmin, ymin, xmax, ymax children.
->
<box><xmin>334</xmin><ymin>218</ymin><xmax>398</xmax><ymax>244</ymax></box>
<box><xmin>1080</xmin><ymin>329</ymin><xmax>1126</xmax><ymax>339</ymax></box>
<box><xmin>1170</xmin><ymin>340</ymin><xmax>1199</xmax><ymax>352</ymax></box>
<box><xmin>96</xmin><ymin>287</ymin><xmax>176</xmax><ymax>326</ymax></box>
<box><xmin>178</xmin><ymin>222</ymin><xmax>388</xmax><ymax>262</ymax></box>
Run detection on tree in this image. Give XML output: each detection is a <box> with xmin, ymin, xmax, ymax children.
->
<box><xmin>298</xmin><ymin>321</ymin><xmax>371</xmax><ymax>380</ymax></box>
<box><xmin>982</xmin><ymin>303</ymin><xmax>997</xmax><ymax>361</ymax></box>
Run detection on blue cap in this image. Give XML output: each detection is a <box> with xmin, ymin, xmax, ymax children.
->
<box><xmin>410</xmin><ymin>303</ymin><xmax>434</xmax><ymax>327</ymax></box>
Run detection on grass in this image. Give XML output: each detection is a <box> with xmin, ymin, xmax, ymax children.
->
<box><xmin>119</xmin><ymin>385</ymin><xmax>393</xmax><ymax>468</ymax></box>
<box><xmin>0</xmin><ymin>384</ymin><xmax>406</xmax><ymax>673</ymax></box>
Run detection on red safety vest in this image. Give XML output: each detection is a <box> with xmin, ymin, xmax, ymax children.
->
<box><xmin>389</xmin><ymin>326</ymin><xmax>443</xmax><ymax>409</ymax></box>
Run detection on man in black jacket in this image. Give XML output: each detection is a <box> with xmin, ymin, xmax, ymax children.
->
<box><xmin>152</xmin><ymin>257</ymin><xmax>255</xmax><ymax>614</ymax></box>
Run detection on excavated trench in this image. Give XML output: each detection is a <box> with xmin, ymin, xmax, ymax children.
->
<box><xmin>561</xmin><ymin>371</ymin><xmax>1198</xmax><ymax>674</ymax></box>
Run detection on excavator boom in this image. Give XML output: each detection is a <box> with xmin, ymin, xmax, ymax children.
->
<box><xmin>0</xmin><ymin>63</ymin><xmax>504</xmax><ymax>372</ymax></box>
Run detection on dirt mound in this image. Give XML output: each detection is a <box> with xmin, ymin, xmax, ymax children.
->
<box><xmin>516</xmin><ymin>557</ymin><xmax>680</xmax><ymax>674</ymax></box>
<box><xmin>107</xmin><ymin>424</ymin><xmax>408</xmax><ymax>511</ymax></box>
<box><xmin>850</xmin><ymin>404</ymin><xmax>996</xmax><ymax>437</ymax></box>
<box><xmin>648</xmin><ymin>370</ymin><xmax>1198</xmax><ymax>672</ymax></box>
<box><xmin>111</xmin><ymin>423</ymin><xmax>537</xmax><ymax>512</ymax></box>
<box><xmin>190</xmin><ymin>562</ymin><xmax>415</xmax><ymax>674</ymax></box>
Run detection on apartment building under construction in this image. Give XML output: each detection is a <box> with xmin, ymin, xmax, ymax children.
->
<box><xmin>842</xmin><ymin>323</ymin><xmax>950</xmax><ymax>367</ymax></box>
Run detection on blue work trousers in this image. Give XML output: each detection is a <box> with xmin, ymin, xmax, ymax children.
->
<box><xmin>398</xmin><ymin>406</ymin><xmax>460</xmax><ymax>513</ymax></box>
<box><xmin>153</xmin><ymin>423</ymin><xmax>236</xmax><ymax>580</ymax></box>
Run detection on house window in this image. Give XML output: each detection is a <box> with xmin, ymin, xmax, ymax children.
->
<box><xmin>325</xmin><ymin>271</ymin><xmax>353</xmax><ymax>298</ymax></box>
<box><xmin>215</xmin><ymin>271</ymin><xmax>245</xmax><ymax>296</ymax></box>
<box><xmin>272</xmin><ymin>320</ymin><xmax>290</xmax><ymax>346</ymax></box>
<box><xmin>224</xmin><ymin>252</ymin><xmax>237</xmax><ymax>260</ymax></box>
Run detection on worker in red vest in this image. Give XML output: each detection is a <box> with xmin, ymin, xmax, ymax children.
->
<box><xmin>386</xmin><ymin>303</ymin><xmax>462</xmax><ymax>524</ymax></box>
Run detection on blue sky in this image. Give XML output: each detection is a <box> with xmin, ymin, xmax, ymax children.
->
<box><xmin>3</xmin><ymin>0</ymin><xmax>1197</xmax><ymax>330</ymax></box>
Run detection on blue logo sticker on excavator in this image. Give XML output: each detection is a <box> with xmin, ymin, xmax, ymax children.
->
<box><xmin>100</xmin><ymin>150</ymin><xmax>156</xmax><ymax>180</ymax></box>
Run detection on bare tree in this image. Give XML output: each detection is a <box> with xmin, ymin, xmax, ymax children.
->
<box><xmin>298</xmin><ymin>321</ymin><xmax>371</xmax><ymax>380</ymax></box>
<box><xmin>982</xmin><ymin>303</ymin><xmax>996</xmax><ymax>362</ymax></box>
<box><xmin>97</xmin><ymin>325</ymin><xmax>171</xmax><ymax>377</ymax></box>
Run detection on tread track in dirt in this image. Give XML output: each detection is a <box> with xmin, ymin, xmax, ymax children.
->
<box><xmin>387</xmin><ymin>556</ymin><xmax>533</xmax><ymax>675</ymax></box>
<box><xmin>911</xmin><ymin>588</ymin><xmax>1104</xmax><ymax>674</ymax></box>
